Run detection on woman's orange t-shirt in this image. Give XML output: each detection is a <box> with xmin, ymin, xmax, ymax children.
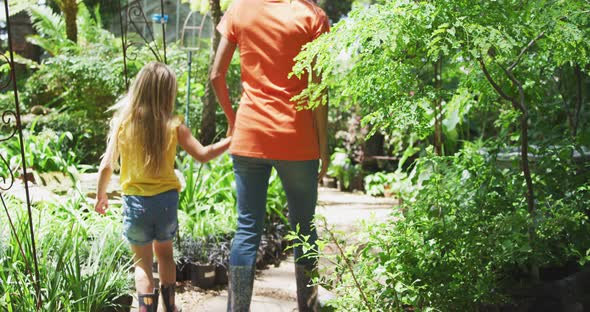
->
<box><xmin>217</xmin><ymin>0</ymin><xmax>330</xmax><ymax>160</ymax></box>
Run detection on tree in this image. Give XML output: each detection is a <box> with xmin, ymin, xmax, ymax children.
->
<box><xmin>184</xmin><ymin>0</ymin><xmax>232</xmax><ymax>144</ymax></box>
<box><xmin>317</xmin><ymin>0</ymin><xmax>353</xmax><ymax>23</ymax></box>
<box><xmin>294</xmin><ymin>0</ymin><xmax>590</xmax><ymax>285</ymax></box>
<box><xmin>55</xmin><ymin>0</ymin><xmax>78</xmax><ymax>43</ymax></box>
<box><xmin>199</xmin><ymin>0</ymin><xmax>222</xmax><ymax>145</ymax></box>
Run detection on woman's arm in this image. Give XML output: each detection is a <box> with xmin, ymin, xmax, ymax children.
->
<box><xmin>211</xmin><ymin>37</ymin><xmax>238</xmax><ymax>136</ymax></box>
<box><xmin>313</xmin><ymin>102</ymin><xmax>329</xmax><ymax>182</ymax></box>
<box><xmin>95</xmin><ymin>156</ymin><xmax>113</xmax><ymax>215</ymax></box>
<box><xmin>178</xmin><ymin>124</ymin><xmax>231</xmax><ymax>163</ymax></box>
<box><xmin>312</xmin><ymin>68</ymin><xmax>329</xmax><ymax>182</ymax></box>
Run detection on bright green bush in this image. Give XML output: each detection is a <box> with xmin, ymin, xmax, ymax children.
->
<box><xmin>300</xmin><ymin>144</ymin><xmax>590</xmax><ymax>311</ymax></box>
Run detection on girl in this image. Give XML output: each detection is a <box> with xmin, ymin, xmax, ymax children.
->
<box><xmin>94</xmin><ymin>62</ymin><xmax>230</xmax><ymax>312</ymax></box>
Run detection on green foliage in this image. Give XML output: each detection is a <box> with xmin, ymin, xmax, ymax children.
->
<box><xmin>26</xmin><ymin>4</ymin><xmax>118</xmax><ymax>56</ymax></box>
<box><xmin>176</xmin><ymin>153</ymin><xmax>288</xmax><ymax>240</ymax></box>
<box><xmin>327</xmin><ymin>148</ymin><xmax>362</xmax><ymax>191</ymax></box>
<box><xmin>294</xmin><ymin>0</ymin><xmax>590</xmax><ymax>150</ymax></box>
<box><xmin>294</xmin><ymin>1</ymin><xmax>590</xmax><ymax>308</ymax></box>
<box><xmin>22</xmin><ymin>53</ymin><xmax>125</xmax><ymax>119</ymax></box>
<box><xmin>0</xmin><ymin>120</ymin><xmax>81</xmax><ymax>180</ymax></box>
<box><xmin>318</xmin><ymin>0</ymin><xmax>353</xmax><ymax>23</ymax></box>
<box><xmin>184</xmin><ymin>0</ymin><xmax>233</xmax><ymax>13</ymax></box>
<box><xmin>363</xmin><ymin>171</ymin><xmax>409</xmax><ymax>198</ymax></box>
<box><xmin>297</xmin><ymin>144</ymin><xmax>590</xmax><ymax>311</ymax></box>
<box><xmin>21</xmin><ymin>4</ymin><xmax>125</xmax><ymax>118</ymax></box>
<box><xmin>177</xmin><ymin>153</ymin><xmax>237</xmax><ymax>239</ymax></box>
<box><xmin>0</xmin><ymin>195</ymin><xmax>132</xmax><ymax>311</ymax></box>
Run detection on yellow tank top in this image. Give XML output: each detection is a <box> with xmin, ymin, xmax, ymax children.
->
<box><xmin>117</xmin><ymin>116</ymin><xmax>183</xmax><ymax>196</ymax></box>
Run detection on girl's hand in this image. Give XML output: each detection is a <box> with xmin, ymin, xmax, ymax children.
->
<box><xmin>221</xmin><ymin>136</ymin><xmax>232</xmax><ymax>150</ymax></box>
<box><xmin>95</xmin><ymin>193</ymin><xmax>109</xmax><ymax>215</ymax></box>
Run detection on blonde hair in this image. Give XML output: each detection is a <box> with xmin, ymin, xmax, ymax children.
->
<box><xmin>103</xmin><ymin>62</ymin><xmax>177</xmax><ymax>175</ymax></box>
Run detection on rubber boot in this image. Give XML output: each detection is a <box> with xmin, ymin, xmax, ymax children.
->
<box><xmin>295</xmin><ymin>264</ymin><xmax>319</xmax><ymax>312</ymax></box>
<box><xmin>161</xmin><ymin>283</ymin><xmax>182</xmax><ymax>312</ymax></box>
<box><xmin>137</xmin><ymin>288</ymin><xmax>159</xmax><ymax>312</ymax></box>
<box><xmin>227</xmin><ymin>265</ymin><xmax>255</xmax><ymax>312</ymax></box>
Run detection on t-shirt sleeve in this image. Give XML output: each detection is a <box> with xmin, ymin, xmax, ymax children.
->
<box><xmin>312</xmin><ymin>9</ymin><xmax>330</xmax><ymax>40</ymax></box>
<box><xmin>217</xmin><ymin>3</ymin><xmax>238</xmax><ymax>44</ymax></box>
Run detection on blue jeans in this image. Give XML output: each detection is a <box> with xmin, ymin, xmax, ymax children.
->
<box><xmin>230</xmin><ymin>155</ymin><xmax>319</xmax><ymax>266</ymax></box>
<box><xmin>122</xmin><ymin>190</ymin><xmax>179</xmax><ymax>246</ymax></box>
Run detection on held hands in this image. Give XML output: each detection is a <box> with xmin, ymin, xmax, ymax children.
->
<box><xmin>219</xmin><ymin>135</ymin><xmax>232</xmax><ymax>152</ymax></box>
<box><xmin>226</xmin><ymin>124</ymin><xmax>234</xmax><ymax>137</ymax></box>
<box><xmin>94</xmin><ymin>193</ymin><xmax>109</xmax><ymax>215</ymax></box>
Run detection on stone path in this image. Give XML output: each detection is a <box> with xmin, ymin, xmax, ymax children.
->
<box><xmin>187</xmin><ymin>187</ymin><xmax>397</xmax><ymax>312</ymax></box>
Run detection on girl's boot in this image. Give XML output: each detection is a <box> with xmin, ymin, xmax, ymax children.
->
<box><xmin>227</xmin><ymin>265</ymin><xmax>255</xmax><ymax>312</ymax></box>
<box><xmin>161</xmin><ymin>283</ymin><xmax>182</xmax><ymax>312</ymax></box>
<box><xmin>137</xmin><ymin>288</ymin><xmax>159</xmax><ymax>312</ymax></box>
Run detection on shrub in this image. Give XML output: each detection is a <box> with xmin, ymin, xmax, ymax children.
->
<box><xmin>305</xmin><ymin>144</ymin><xmax>590</xmax><ymax>311</ymax></box>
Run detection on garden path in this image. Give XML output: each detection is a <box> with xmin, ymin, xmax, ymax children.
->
<box><xmin>184</xmin><ymin>187</ymin><xmax>397</xmax><ymax>312</ymax></box>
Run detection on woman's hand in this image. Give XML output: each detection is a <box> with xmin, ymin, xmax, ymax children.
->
<box><xmin>318</xmin><ymin>150</ymin><xmax>329</xmax><ymax>182</ymax></box>
<box><xmin>95</xmin><ymin>193</ymin><xmax>109</xmax><ymax>215</ymax></box>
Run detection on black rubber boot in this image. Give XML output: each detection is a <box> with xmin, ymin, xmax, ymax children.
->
<box><xmin>137</xmin><ymin>288</ymin><xmax>159</xmax><ymax>312</ymax></box>
<box><xmin>161</xmin><ymin>283</ymin><xmax>182</xmax><ymax>312</ymax></box>
<box><xmin>295</xmin><ymin>263</ymin><xmax>319</xmax><ymax>312</ymax></box>
<box><xmin>227</xmin><ymin>265</ymin><xmax>255</xmax><ymax>312</ymax></box>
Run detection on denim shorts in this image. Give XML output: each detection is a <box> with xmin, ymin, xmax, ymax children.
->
<box><xmin>122</xmin><ymin>189</ymin><xmax>179</xmax><ymax>246</ymax></box>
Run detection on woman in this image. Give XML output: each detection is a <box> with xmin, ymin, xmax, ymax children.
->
<box><xmin>210</xmin><ymin>0</ymin><xmax>330</xmax><ymax>311</ymax></box>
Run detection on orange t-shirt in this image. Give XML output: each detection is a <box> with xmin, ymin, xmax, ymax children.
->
<box><xmin>217</xmin><ymin>0</ymin><xmax>330</xmax><ymax>160</ymax></box>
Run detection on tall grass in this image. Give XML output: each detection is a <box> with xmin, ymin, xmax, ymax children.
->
<box><xmin>0</xmin><ymin>194</ymin><xmax>132</xmax><ymax>311</ymax></box>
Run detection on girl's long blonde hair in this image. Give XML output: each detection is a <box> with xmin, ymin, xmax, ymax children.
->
<box><xmin>103</xmin><ymin>62</ymin><xmax>177</xmax><ymax>175</ymax></box>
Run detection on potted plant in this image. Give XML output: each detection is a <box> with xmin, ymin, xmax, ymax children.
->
<box><xmin>180</xmin><ymin>236</ymin><xmax>216</xmax><ymax>289</ymax></box>
<box><xmin>207</xmin><ymin>234</ymin><xmax>232</xmax><ymax>285</ymax></box>
<box><xmin>175</xmin><ymin>235</ymin><xmax>210</xmax><ymax>283</ymax></box>
<box><xmin>327</xmin><ymin>149</ymin><xmax>364</xmax><ymax>191</ymax></box>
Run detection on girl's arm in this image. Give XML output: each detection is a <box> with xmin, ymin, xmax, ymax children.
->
<box><xmin>178</xmin><ymin>124</ymin><xmax>231</xmax><ymax>163</ymax></box>
<box><xmin>95</xmin><ymin>156</ymin><xmax>113</xmax><ymax>215</ymax></box>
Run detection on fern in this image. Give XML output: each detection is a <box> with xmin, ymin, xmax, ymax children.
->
<box><xmin>27</xmin><ymin>5</ymin><xmax>75</xmax><ymax>56</ymax></box>
<box><xmin>26</xmin><ymin>4</ymin><xmax>115</xmax><ymax>56</ymax></box>
<box><xmin>7</xmin><ymin>0</ymin><xmax>37</xmax><ymax>16</ymax></box>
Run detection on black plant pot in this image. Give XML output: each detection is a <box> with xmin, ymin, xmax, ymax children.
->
<box><xmin>175</xmin><ymin>262</ymin><xmax>187</xmax><ymax>282</ymax></box>
<box><xmin>190</xmin><ymin>263</ymin><xmax>216</xmax><ymax>289</ymax></box>
<box><xmin>215</xmin><ymin>265</ymin><xmax>228</xmax><ymax>285</ymax></box>
<box><xmin>322</xmin><ymin>176</ymin><xmax>337</xmax><ymax>188</ymax></box>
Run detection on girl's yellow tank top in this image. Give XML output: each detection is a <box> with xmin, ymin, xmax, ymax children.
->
<box><xmin>117</xmin><ymin>116</ymin><xmax>183</xmax><ymax>196</ymax></box>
